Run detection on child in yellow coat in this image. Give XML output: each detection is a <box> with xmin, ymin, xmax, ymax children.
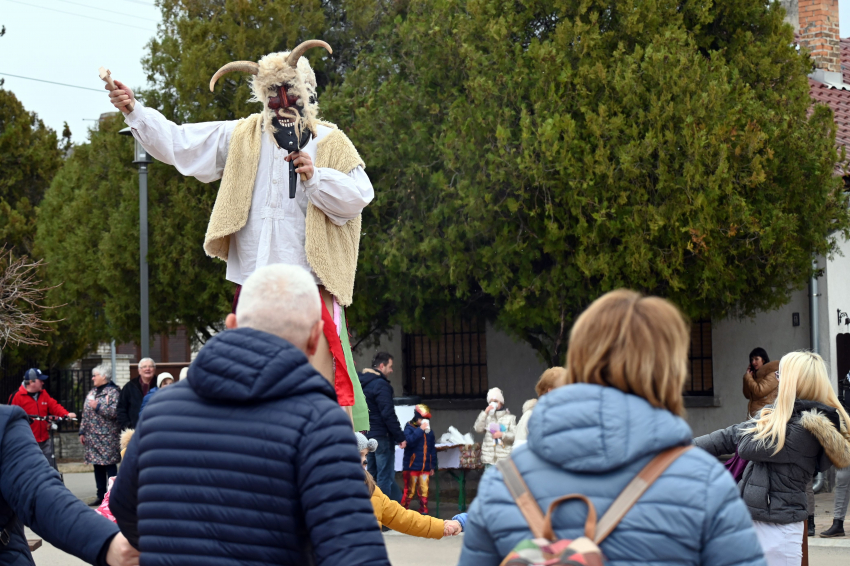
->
<box><xmin>356</xmin><ymin>432</ymin><xmax>461</xmax><ymax>538</ymax></box>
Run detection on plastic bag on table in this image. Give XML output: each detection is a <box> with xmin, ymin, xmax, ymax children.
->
<box><xmin>439</xmin><ymin>426</ymin><xmax>467</xmax><ymax>445</ymax></box>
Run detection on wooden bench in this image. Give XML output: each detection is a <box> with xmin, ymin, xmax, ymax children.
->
<box><xmin>28</xmin><ymin>538</ymin><xmax>42</xmax><ymax>552</ymax></box>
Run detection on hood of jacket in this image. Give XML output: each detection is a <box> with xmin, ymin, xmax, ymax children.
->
<box><xmin>527</xmin><ymin>383</ymin><xmax>692</xmax><ymax>473</ymax></box>
<box><xmin>358</xmin><ymin>369</ymin><xmax>387</xmax><ymax>389</ymax></box>
<box><xmin>797</xmin><ymin>401</ymin><xmax>850</xmax><ymax>469</ymax></box>
<box><xmin>522</xmin><ymin>398</ymin><xmax>537</xmax><ymax>414</ymax></box>
<box><xmin>187</xmin><ymin>327</ymin><xmax>337</xmax><ymax>403</ymax></box>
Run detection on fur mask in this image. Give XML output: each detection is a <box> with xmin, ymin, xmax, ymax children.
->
<box><xmin>209</xmin><ymin>40</ymin><xmax>331</xmax><ymax>147</ymax></box>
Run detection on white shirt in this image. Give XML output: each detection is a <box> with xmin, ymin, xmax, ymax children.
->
<box><xmin>124</xmin><ymin>101</ymin><xmax>374</xmax><ymax>285</ymax></box>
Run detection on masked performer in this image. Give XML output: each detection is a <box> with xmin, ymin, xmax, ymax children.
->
<box><xmin>107</xmin><ymin>41</ymin><xmax>370</xmax><ymax>430</ymax></box>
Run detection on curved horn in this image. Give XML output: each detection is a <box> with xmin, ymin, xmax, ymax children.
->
<box><xmin>209</xmin><ymin>61</ymin><xmax>260</xmax><ymax>92</ymax></box>
<box><xmin>286</xmin><ymin>40</ymin><xmax>333</xmax><ymax>68</ymax></box>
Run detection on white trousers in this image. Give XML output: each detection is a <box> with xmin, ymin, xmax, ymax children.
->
<box><xmin>752</xmin><ymin>520</ymin><xmax>804</xmax><ymax>566</ymax></box>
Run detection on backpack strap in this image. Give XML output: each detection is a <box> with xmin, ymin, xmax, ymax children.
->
<box><xmin>496</xmin><ymin>459</ymin><xmax>547</xmax><ymax>539</ymax></box>
<box><xmin>594</xmin><ymin>445</ymin><xmax>693</xmax><ymax>544</ymax></box>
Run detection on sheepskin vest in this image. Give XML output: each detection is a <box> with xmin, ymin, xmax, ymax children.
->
<box><xmin>203</xmin><ymin>114</ymin><xmax>365</xmax><ymax>306</ymax></box>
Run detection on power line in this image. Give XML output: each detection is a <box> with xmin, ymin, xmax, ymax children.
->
<box><xmin>3</xmin><ymin>0</ymin><xmax>156</xmax><ymax>32</ymax></box>
<box><xmin>0</xmin><ymin>72</ymin><xmax>106</xmax><ymax>93</ymax></box>
<box><xmin>53</xmin><ymin>0</ymin><xmax>160</xmax><ymax>22</ymax></box>
<box><xmin>117</xmin><ymin>0</ymin><xmax>156</xmax><ymax>5</ymax></box>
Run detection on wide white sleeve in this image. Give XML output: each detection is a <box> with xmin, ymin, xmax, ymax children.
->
<box><xmin>124</xmin><ymin>100</ymin><xmax>236</xmax><ymax>183</ymax></box>
<box><xmin>302</xmin><ymin>166</ymin><xmax>374</xmax><ymax>226</ymax></box>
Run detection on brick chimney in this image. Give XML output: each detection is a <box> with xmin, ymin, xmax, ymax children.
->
<box><xmin>798</xmin><ymin>0</ymin><xmax>841</xmax><ymax>76</ymax></box>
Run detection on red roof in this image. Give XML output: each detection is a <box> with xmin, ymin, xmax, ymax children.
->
<box><xmin>808</xmin><ymin>38</ymin><xmax>850</xmax><ymax>175</ymax></box>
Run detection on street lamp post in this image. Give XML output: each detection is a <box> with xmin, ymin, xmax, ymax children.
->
<box><xmin>119</xmin><ymin>127</ymin><xmax>153</xmax><ymax>358</ymax></box>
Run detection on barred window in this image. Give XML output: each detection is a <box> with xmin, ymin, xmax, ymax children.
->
<box><xmin>687</xmin><ymin>319</ymin><xmax>714</xmax><ymax>396</ymax></box>
<box><xmin>403</xmin><ymin>318</ymin><xmax>488</xmax><ymax>399</ymax></box>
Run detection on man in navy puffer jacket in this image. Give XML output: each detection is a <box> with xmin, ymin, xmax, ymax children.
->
<box><xmin>110</xmin><ymin>264</ymin><xmax>390</xmax><ymax>566</ymax></box>
<box><xmin>459</xmin><ymin>384</ymin><xmax>766</xmax><ymax>566</ymax></box>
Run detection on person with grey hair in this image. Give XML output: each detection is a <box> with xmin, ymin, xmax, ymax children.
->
<box><xmin>79</xmin><ymin>364</ymin><xmax>122</xmax><ymax>506</ymax></box>
<box><xmin>118</xmin><ymin>357</ymin><xmax>156</xmax><ymax>431</ymax></box>
<box><xmin>110</xmin><ymin>264</ymin><xmax>390</xmax><ymax>565</ymax></box>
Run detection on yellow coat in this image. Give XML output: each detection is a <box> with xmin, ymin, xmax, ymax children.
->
<box><xmin>370</xmin><ymin>486</ymin><xmax>444</xmax><ymax>539</ymax></box>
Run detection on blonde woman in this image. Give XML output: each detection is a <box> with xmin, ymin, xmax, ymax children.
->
<box><xmin>514</xmin><ymin>367</ymin><xmax>564</xmax><ymax>447</ymax></box>
<box><xmin>459</xmin><ymin>290</ymin><xmax>765</xmax><ymax>565</ymax></box>
<box><xmin>696</xmin><ymin>351</ymin><xmax>850</xmax><ymax>564</ymax></box>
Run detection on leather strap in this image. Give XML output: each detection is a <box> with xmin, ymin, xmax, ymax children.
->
<box><xmin>543</xmin><ymin>494</ymin><xmax>597</xmax><ymax>541</ymax></box>
<box><xmin>496</xmin><ymin>459</ymin><xmax>547</xmax><ymax>539</ymax></box>
<box><xmin>594</xmin><ymin>445</ymin><xmax>693</xmax><ymax>544</ymax></box>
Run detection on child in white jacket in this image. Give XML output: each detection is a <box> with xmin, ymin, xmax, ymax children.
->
<box><xmin>473</xmin><ymin>387</ymin><xmax>516</xmax><ymax>466</ymax></box>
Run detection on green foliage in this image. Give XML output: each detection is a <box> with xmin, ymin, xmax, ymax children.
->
<box><xmin>322</xmin><ymin>0</ymin><xmax>850</xmax><ymax>365</ymax></box>
<box><xmin>36</xmin><ymin>115</ymin><xmax>233</xmax><ymax>358</ymax></box>
<box><xmin>0</xmin><ymin>88</ymin><xmax>64</xmax><ymax>256</ymax></box>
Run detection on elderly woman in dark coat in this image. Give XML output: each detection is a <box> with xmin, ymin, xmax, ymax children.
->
<box><xmin>79</xmin><ymin>364</ymin><xmax>121</xmax><ymax>506</ymax></box>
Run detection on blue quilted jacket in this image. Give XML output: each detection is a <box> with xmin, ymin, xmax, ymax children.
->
<box><xmin>0</xmin><ymin>406</ymin><xmax>119</xmax><ymax>566</ymax></box>
<box><xmin>110</xmin><ymin>327</ymin><xmax>390</xmax><ymax>566</ymax></box>
<box><xmin>458</xmin><ymin>384</ymin><xmax>766</xmax><ymax>566</ymax></box>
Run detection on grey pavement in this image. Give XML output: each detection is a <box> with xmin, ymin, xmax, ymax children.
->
<box><xmin>29</xmin><ymin>472</ymin><xmax>850</xmax><ymax>565</ymax></box>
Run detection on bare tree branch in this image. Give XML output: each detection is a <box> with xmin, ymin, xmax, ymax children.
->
<box><xmin>0</xmin><ymin>248</ymin><xmax>60</xmax><ymax>362</ymax></box>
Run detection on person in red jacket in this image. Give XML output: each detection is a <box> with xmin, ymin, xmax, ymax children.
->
<box><xmin>8</xmin><ymin>368</ymin><xmax>76</xmax><ymax>470</ymax></box>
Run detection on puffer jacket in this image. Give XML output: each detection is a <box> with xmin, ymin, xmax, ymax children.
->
<box><xmin>473</xmin><ymin>408</ymin><xmax>516</xmax><ymax>465</ymax></box>
<box><xmin>459</xmin><ymin>384</ymin><xmax>766</xmax><ymax>566</ymax></box>
<box><xmin>402</xmin><ymin>421</ymin><xmax>436</xmax><ymax>472</ymax></box>
<box><xmin>109</xmin><ymin>327</ymin><xmax>390</xmax><ymax>566</ymax></box>
<box><xmin>514</xmin><ymin>399</ymin><xmax>537</xmax><ymax>447</ymax></box>
<box><xmin>370</xmin><ymin>485</ymin><xmax>444</xmax><ymax>538</ymax></box>
<box><xmin>0</xmin><ymin>406</ymin><xmax>119</xmax><ymax>566</ymax></box>
<box><xmin>742</xmin><ymin>361</ymin><xmax>780</xmax><ymax>418</ymax></box>
<box><xmin>695</xmin><ymin>400</ymin><xmax>850</xmax><ymax>524</ymax></box>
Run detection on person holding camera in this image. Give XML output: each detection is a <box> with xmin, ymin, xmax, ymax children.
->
<box><xmin>743</xmin><ymin>347</ymin><xmax>779</xmax><ymax>418</ymax></box>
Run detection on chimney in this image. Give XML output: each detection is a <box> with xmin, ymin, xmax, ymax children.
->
<box><xmin>798</xmin><ymin>0</ymin><xmax>841</xmax><ymax>81</ymax></box>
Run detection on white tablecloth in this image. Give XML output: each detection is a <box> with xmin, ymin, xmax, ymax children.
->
<box><xmin>395</xmin><ymin>443</ymin><xmax>462</xmax><ymax>471</ymax></box>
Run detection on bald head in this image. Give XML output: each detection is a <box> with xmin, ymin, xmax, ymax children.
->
<box><xmin>232</xmin><ymin>264</ymin><xmax>322</xmax><ymax>351</ymax></box>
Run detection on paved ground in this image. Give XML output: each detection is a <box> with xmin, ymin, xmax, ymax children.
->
<box><xmin>29</xmin><ymin>472</ymin><xmax>850</xmax><ymax>565</ymax></box>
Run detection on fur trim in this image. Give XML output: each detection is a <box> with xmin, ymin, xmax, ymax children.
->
<box><xmin>487</xmin><ymin>388</ymin><xmax>505</xmax><ymax>405</ymax></box>
<box><xmin>251</xmin><ymin>53</ymin><xmax>320</xmax><ymax>144</ymax></box>
<box><xmin>522</xmin><ymin>398</ymin><xmax>537</xmax><ymax>414</ymax></box>
<box><xmin>800</xmin><ymin>410</ymin><xmax>850</xmax><ymax>468</ymax></box>
<box><xmin>203</xmin><ymin>114</ymin><xmax>264</xmax><ymax>260</ymax></box>
<box><xmin>304</xmin><ymin>124</ymin><xmax>366</xmax><ymax>306</ymax></box>
<box><xmin>120</xmin><ymin>429</ymin><xmax>135</xmax><ymax>452</ymax></box>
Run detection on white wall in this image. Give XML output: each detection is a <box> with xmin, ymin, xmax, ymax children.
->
<box><xmin>822</xmin><ymin>235</ymin><xmax>850</xmax><ymax>387</ymax></box>
<box><xmin>687</xmin><ymin>288</ymin><xmax>811</xmax><ymax>436</ymax></box>
<box><xmin>351</xmin><ymin>323</ymin><xmax>548</xmax><ymax>439</ymax></box>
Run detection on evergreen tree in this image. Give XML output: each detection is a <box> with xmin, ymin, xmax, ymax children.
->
<box><xmin>322</xmin><ymin>0</ymin><xmax>850</xmax><ymax>364</ymax></box>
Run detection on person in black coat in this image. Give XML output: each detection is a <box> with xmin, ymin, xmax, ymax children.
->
<box><xmin>0</xmin><ymin>405</ymin><xmax>137</xmax><ymax>566</ymax></box>
<box><xmin>116</xmin><ymin>358</ymin><xmax>156</xmax><ymax>431</ymax></box>
<box><xmin>110</xmin><ymin>264</ymin><xmax>389</xmax><ymax>566</ymax></box>
<box><xmin>359</xmin><ymin>353</ymin><xmax>406</xmax><ymax>501</ymax></box>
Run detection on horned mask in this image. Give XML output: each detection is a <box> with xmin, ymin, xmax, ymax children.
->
<box><xmin>209</xmin><ymin>40</ymin><xmax>332</xmax><ymax>150</ymax></box>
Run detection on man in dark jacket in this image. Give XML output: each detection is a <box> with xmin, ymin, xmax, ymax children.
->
<box><xmin>110</xmin><ymin>264</ymin><xmax>390</xmax><ymax>566</ymax></box>
<box><xmin>0</xmin><ymin>405</ymin><xmax>137</xmax><ymax>566</ymax></box>
<box><xmin>116</xmin><ymin>358</ymin><xmax>156</xmax><ymax>431</ymax></box>
<box><xmin>359</xmin><ymin>353</ymin><xmax>405</xmax><ymax>501</ymax></box>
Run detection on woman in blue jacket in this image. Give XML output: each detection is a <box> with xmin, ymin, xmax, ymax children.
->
<box><xmin>401</xmin><ymin>404</ymin><xmax>436</xmax><ymax>514</ymax></box>
<box><xmin>458</xmin><ymin>290</ymin><xmax>766</xmax><ymax>566</ymax></box>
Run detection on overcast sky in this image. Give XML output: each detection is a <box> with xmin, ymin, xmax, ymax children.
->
<box><xmin>3</xmin><ymin>0</ymin><xmax>850</xmax><ymax>145</ymax></box>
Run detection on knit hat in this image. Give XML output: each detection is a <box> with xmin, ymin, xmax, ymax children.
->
<box><xmin>157</xmin><ymin>372</ymin><xmax>175</xmax><ymax>388</ymax></box>
<box><xmin>487</xmin><ymin>387</ymin><xmax>504</xmax><ymax>405</ymax></box>
<box><xmin>414</xmin><ymin>404</ymin><xmax>431</xmax><ymax>419</ymax></box>
<box><xmin>355</xmin><ymin>432</ymin><xmax>378</xmax><ymax>453</ymax></box>
<box><xmin>178</xmin><ymin>367</ymin><xmax>189</xmax><ymax>381</ymax></box>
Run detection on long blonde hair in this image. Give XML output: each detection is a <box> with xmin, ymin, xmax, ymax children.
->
<box><xmin>742</xmin><ymin>350</ymin><xmax>850</xmax><ymax>454</ymax></box>
<box><xmin>558</xmin><ymin>289</ymin><xmax>691</xmax><ymax>417</ymax></box>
